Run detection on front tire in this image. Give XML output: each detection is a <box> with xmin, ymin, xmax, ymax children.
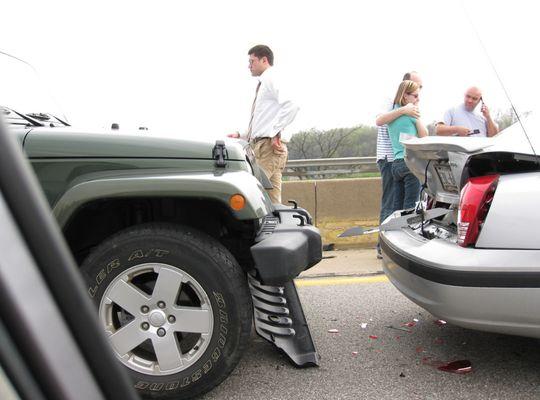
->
<box><xmin>81</xmin><ymin>223</ymin><xmax>252</xmax><ymax>399</ymax></box>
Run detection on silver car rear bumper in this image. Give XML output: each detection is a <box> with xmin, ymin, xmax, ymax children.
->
<box><xmin>380</xmin><ymin>228</ymin><xmax>540</xmax><ymax>338</ymax></box>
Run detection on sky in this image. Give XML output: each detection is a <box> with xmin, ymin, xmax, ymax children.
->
<box><xmin>1</xmin><ymin>0</ymin><xmax>538</xmax><ymax>140</ymax></box>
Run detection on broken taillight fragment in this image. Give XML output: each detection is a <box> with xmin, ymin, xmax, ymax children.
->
<box><xmin>437</xmin><ymin>360</ymin><xmax>472</xmax><ymax>374</ymax></box>
<box><xmin>458</xmin><ymin>175</ymin><xmax>499</xmax><ymax>247</ymax></box>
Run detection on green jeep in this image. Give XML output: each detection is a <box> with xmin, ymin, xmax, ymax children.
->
<box><xmin>2</xmin><ymin>56</ymin><xmax>321</xmax><ymax>400</ymax></box>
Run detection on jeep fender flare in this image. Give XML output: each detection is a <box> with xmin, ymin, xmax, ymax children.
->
<box><xmin>52</xmin><ymin>170</ymin><xmax>272</xmax><ymax>228</ymax></box>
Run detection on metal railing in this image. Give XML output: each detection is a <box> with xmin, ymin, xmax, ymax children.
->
<box><xmin>284</xmin><ymin>156</ymin><xmax>378</xmax><ymax>179</ymax></box>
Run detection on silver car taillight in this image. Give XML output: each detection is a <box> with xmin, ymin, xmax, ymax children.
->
<box><xmin>458</xmin><ymin>175</ymin><xmax>499</xmax><ymax>247</ymax></box>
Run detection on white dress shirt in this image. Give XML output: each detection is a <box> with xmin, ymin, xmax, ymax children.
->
<box><xmin>243</xmin><ymin>67</ymin><xmax>299</xmax><ymax>142</ymax></box>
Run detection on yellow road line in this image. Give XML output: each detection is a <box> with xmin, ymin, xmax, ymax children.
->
<box><xmin>295</xmin><ymin>274</ymin><xmax>388</xmax><ymax>287</ymax></box>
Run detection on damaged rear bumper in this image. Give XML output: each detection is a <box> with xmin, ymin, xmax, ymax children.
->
<box><xmin>380</xmin><ymin>228</ymin><xmax>540</xmax><ymax>338</ymax></box>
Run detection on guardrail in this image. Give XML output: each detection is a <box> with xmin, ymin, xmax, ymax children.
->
<box><xmin>284</xmin><ymin>156</ymin><xmax>378</xmax><ymax>179</ymax></box>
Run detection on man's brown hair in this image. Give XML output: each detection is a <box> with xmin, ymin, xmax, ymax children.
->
<box><xmin>248</xmin><ymin>45</ymin><xmax>274</xmax><ymax>66</ymax></box>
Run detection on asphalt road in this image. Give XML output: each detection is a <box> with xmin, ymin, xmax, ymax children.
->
<box><xmin>202</xmin><ymin>275</ymin><xmax>540</xmax><ymax>400</ymax></box>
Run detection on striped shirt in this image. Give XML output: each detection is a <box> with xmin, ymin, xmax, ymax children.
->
<box><xmin>376</xmin><ymin>102</ymin><xmax>395</xmax><ymax>161</ymax></box>
<box><xmin>376</xmin><ymin>124</ymin><xmax>394</xmax><ymax>162</ymax></box>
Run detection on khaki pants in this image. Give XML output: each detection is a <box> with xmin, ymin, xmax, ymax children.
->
<box><xmin>252</xmin><ymin>138</ymin><xmax>288</xmax><ymax>204</ymax></box>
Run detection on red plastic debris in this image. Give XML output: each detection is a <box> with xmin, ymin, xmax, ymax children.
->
<box><xmin>421</xmin><ymin>357</ymin><xmax>445</xmax><ymax>368</ymax></box>
<box><xmin>402</xmin><ymin>322</ymin><xmax>416</xmax><ymax>327</ymax></box>
<box><xmin>369</xmin><ymin>335</ymin><xmax>378</xmax><ymax>340</ymax></box>
<box><xmin>434</xmin><ymin>319</ymin><xmax>447</xmax><ymax>326</ymax></box>
<box><xmin>437</xmin><ymin>360</ymin><xmax>472</xmax><ymax>374</ymax></box>
<box><xmin>352</xmin><ymin>351</ymin><xmax>359</xmax><ymax>357</ymax></box>
<box><xmin>328</xmin><ymin>329</ymin><xmax>339</xmax><ymax>333</ymax></box>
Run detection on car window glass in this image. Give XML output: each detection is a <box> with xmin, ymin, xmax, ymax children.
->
<box><xmin>0</xmin><ymin>54</ymin><xmax>60</xmax><ymax>116</ymax></box>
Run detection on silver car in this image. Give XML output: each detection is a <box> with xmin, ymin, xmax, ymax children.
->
<box><xmin>380</xmin><ymin>113</ymin><xmax>540</xmax><ymax>339</ymax></box>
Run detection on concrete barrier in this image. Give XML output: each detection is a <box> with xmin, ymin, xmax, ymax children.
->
<box><xmin>282</xmin><ymin>178</ymin><xmax>381</xmax><ymax>249</ymax></box>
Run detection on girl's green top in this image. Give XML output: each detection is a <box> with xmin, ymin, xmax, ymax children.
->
<box><xmin>387</xmin><ymin>104</ymin><xmax>418</xmax><ymax>159</ymax></box>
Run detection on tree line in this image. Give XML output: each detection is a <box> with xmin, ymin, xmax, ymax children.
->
<box><xmin>288</xmin><ymin>108</ymin><xmax>520</xmax><ymax>160</ymax></box>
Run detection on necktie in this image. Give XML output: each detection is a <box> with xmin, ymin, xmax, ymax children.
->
<box><xmin>246</xmin><ymin>81</ymin><xmax>261</xmax><ymax>142</ymax></box>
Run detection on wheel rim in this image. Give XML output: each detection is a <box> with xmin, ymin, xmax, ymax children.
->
<box><xmin>99</xmin><ymin>263</ymin><xmax>214</xmax><ymax>376</ymax></box>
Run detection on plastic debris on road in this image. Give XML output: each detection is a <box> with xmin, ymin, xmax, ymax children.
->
<box><xmin>361</xmin><ymin>323</ymin><xmax>368</xmax><ymax>329</ymax></box>
<box><xmin>422</xmin><ymin>357</ymin><xmax>473</xmax><ymax>374</ymax></box>
<box><xmin>386</xmin><ymin>325</ymin><xmax>412</xmax><ymax>333</ymax></box>
<box><xmin>421</xmin><ymin>357</ymin><xmax>445</xmax><ymax>368</ymax></box>
<box><xmin>402</xmin><ymin>321</ymin><xmax>416</xmax><ymax>327</ymax></box>
<box><xmin>338</xmin><ymin>226</ymin><xmax>379</xmax><ymax>237</ymax></box>
<box><xmin>352</xmin><ymin>351</ymin><xmax>359</xmax><ymax>357</ymax></box>
<box><xmin>437</xmin><ymin>360</ymin><xmax>472</xmax><ymax>374</ymax></box>
<box><xmin>413</xmin><ymin>318</ymin><xmax>419</xmax><ymax>322</ymax></box>
<box><xmin>434</xmin><ymin>319</ymin><xmax>447</xmax><ymax>326</ymax></box>
<box><xmin>328</xmin><ymin>329</ymin><xmax>339</xmax><ymax>333</ymax></box>
<box><xmin>369</xmin><ymin>335</ymin><xmax>378</xmax><ymax>340</ymax></box>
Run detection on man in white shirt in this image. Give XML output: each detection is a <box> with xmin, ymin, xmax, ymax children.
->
<box><xmin>435</xmin><ymin>87</ymin><xmax>498</xmax><ymax>137</ymax></box>
<box><xmin>228</xmin><ymin>45</ymin><xmax>299</xmax><ymax>204</ymax></box>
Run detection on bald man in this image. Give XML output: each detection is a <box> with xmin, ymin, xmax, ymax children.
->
<box><xmin>436</xmin><ymin>87</ymin><xmax>498</xmax><ymax>137</ymax></box>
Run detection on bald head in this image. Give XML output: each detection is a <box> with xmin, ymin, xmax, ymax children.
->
<box><xmin>464</xmin><ymin>86</ymin><xmax>482</xmax><ymax>112</ymax></box>
<box><xmin>403</xmin><ymin>71</ymin><xmax>423</xmax><ymax>89</ymax></box>
<box><xmin>409</xmin><ymin>72</ymin><xmax>422</xmax><ymax>88</ymax></box>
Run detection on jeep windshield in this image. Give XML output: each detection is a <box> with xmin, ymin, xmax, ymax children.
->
<box><xmin>0</xmin><ymin>52</ymin><xmax>68</xmax><ymax>127</ymax></box>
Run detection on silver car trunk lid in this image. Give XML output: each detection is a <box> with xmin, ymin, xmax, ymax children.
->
<box><xmin>402</xmin><ymin>113</ymin><xmax>539</xmax><ymax>205</ymax></box>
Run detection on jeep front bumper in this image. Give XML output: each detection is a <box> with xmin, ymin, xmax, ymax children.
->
<box><xmin>250</xmin><ymin>205</ymin><xmax>322</xmax><ymax>286</ymax></box>
<box><xmin>248</xmin><ymin>204</ymin><xmax>322</xmax><ymax>367</ymax></box>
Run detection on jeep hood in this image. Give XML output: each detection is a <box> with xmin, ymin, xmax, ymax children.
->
<box><xmin>23</xmin><ymin>128</ymin><xmax>246</xmax><ymax>160</ymax></box>
<box><xmin>403</xmin><ymin>113</ymin><xmax>540</xmax><ymax>203</ymax></box>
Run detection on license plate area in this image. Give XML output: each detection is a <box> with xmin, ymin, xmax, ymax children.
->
<box><xmin>434</xmin><ymin>163</ymin><xmax>458</xmax><ymax>192</ymax></box>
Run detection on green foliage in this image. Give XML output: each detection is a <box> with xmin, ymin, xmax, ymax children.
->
<box><xmin>288</xmin><ymin>125</ymin><xmax>377</xmax><ymax>160</ymax></box>
<box><xmin>495</xmin><ymin>108</ymin><xmax>517</xmax><ymax>131</ymax></box>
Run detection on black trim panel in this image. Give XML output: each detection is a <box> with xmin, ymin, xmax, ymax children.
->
<box><xmin>381</xmin><ymin>236</ymin><xmax>540</xmax><ymax>288</ymax></box>
<box><xmin>251</xmin><ymin>208</ymin><xmax>322</xmax><ymax>286</ymax></box>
